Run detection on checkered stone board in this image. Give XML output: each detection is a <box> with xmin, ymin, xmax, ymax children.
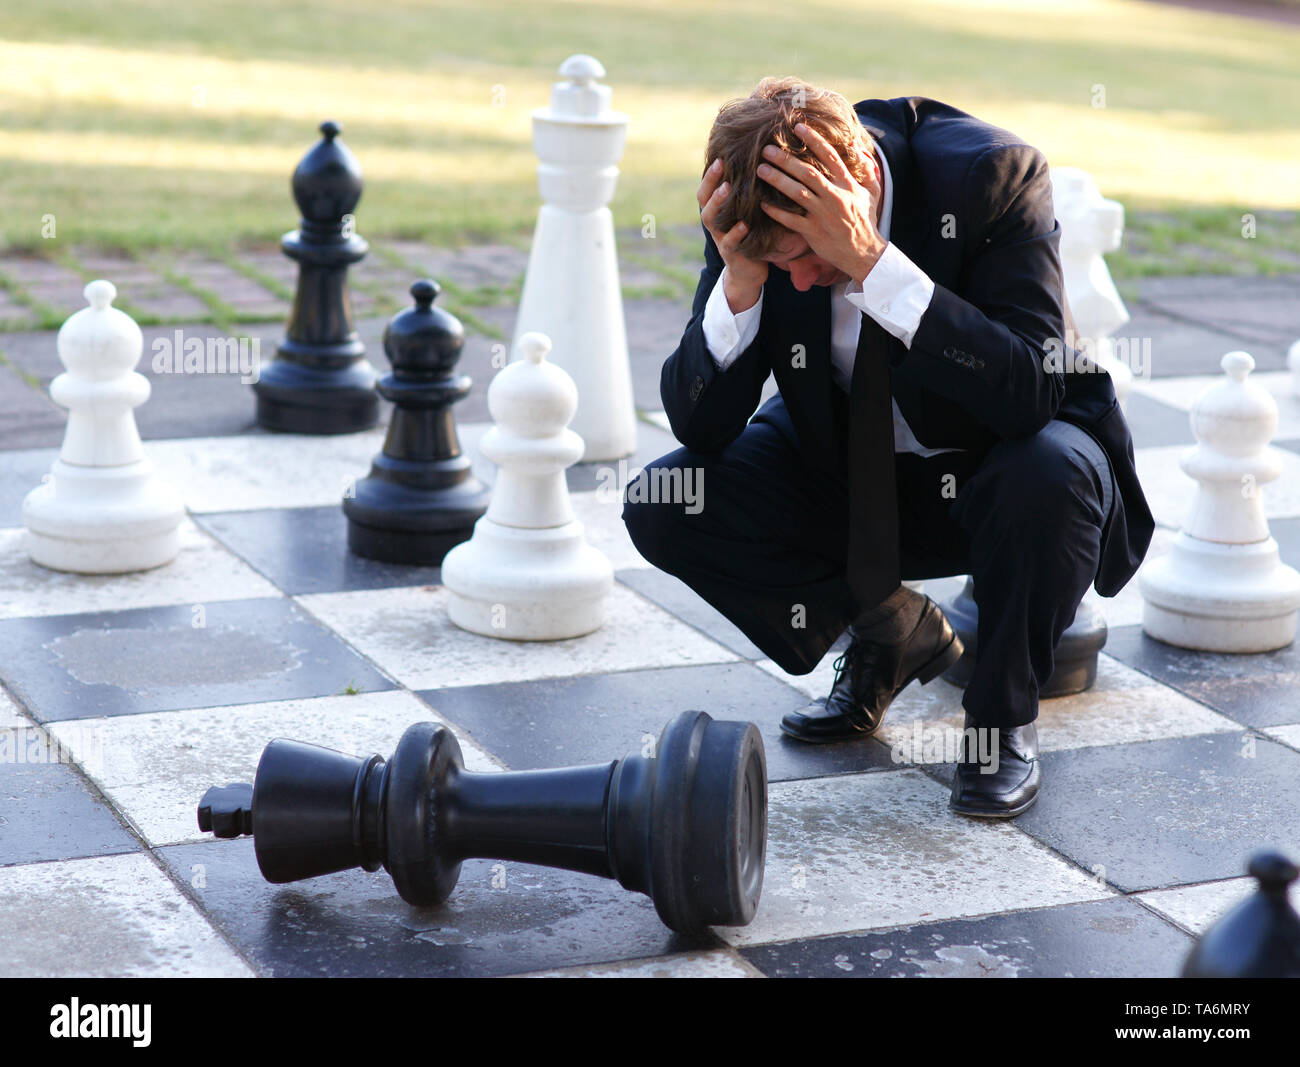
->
<box><xmin>2</xmin><ymin>381</ymin><xmax>1300</xmax><ymax>980</ymax></box>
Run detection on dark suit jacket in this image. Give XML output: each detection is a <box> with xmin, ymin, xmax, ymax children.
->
<box><xmin>660</xmin><ymin>95</ymin><xmax>1154</xmax><ymax>597</ymax></box>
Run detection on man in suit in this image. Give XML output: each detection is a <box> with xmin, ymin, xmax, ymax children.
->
<box><xmin>622</xmin><ymin>79</ymin><xmax>1154</xmax><ymax>817</ymax></box>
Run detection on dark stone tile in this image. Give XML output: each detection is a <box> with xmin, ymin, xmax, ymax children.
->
<box><xmin>1136</xmin><ymin>276</ymin><xmax>1300</xmax><ymax>347</ymax></box>
<box><xmin>616</xmin><ymin>567</ymin><xmax>766</xmax><ymax>660</ymax></box>
<box><xmin>624</xmin><ymin>297</ymin><xmax>695</xmax><ymax>411</ymax></box>
<box><xmin>1103</xmin><ymin>622</ymin><xmax>1300</xmax><ymax>728</ymax></box>
<box><xmin>0</xmin><ymin>732</ymin><xmax>140</xmax><ymax>865</ymax></box>
<box><xmin>0</xmin><ymin>447</ymin><xmax>58</xmax><ymax>527</ymax></box>
<box><xmin>565</xmin><ymin>419</ymin><xmax>681</xmax><ymax>492</ymax></box>
<box><xmin>195</xmin><ymin>506</ymin><xmax>442</xmax><ymax>595</ymax></box>
<box><xmin>1122</xmin><ymin>391</ymin><xmax>1194</xmax><ymax>449</ymax></box>
<box><xmin>1123</xmin><ymin>305</ymin><xmax>1285</xmax><ymax>378</ymax></box>
<box><xmin>994</xmin><ymin>733</ymin><xmax>1300</xmax><ymax>892</ymax></box>
<box><xmin>0</xmin><ymin>366</ymin><xmax>64</xmax><ymax>450</ymax></box>
<box><xmin>0</xmin><ymin>597</ymin><xmax>394</xmax><ymax>723</ymax></box>
<box><xmin>417</xmin><ymin>662</ymin><xmax>898</xmax><ymax>783</ymax></box>
<box><xmin>740</xmin><ymin>896</ymin><xmax>1192</xmax><ymax>978</ymax></box>
<box><xmin>159</xmin><ymin>838</ymin><xmax>713</xmax><ymax>977</ymax></box>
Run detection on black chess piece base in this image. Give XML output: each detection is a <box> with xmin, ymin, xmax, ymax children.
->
<box><xmin>198</xmin><ymin>710</ymin><xmax>767</xmax><ymax>934</ymax></box>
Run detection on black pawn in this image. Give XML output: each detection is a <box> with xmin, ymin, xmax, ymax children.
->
<box><xmin>343</xmin><ymin>279</ymin><xmax>491</xmax><ymax>564</ymax></box>
<box><xmin>252</xmin><ymin>120</ymin><xmax>378</xmax><ymax>434</ymax></box>
<box><xmin>940</xmin><ymin>576</ymin><xmax>1108</xmax><ymax>696</ymax></box>
<box><xmin>1182</xmin><ymin>852</ymin><xmax>1300</xmax><ymax>977</ymax></box>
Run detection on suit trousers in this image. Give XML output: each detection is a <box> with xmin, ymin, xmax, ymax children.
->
<box><xmin>622</xmin><ymin>395</ymin><xmax>1115</xmax><ymax>727</ymax></box>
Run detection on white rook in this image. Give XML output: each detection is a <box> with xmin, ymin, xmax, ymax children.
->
<box><xmin>1051</xmin><ymin>166</ymin><xmax>1134</xmax><ymax>405</ymax></box>
<box><xmin>512</xmin><ymin>54</ymin><xmax>637</xmax><ymax>461</ymax></box>
<box><xmin>23</xmin><ymin>280</ymin><xmax>183</xmax><ymax>573</ymax></box>
<box><xmin>442</xmin><ymin>331</ymin><xmax>613</xmax><ymax>640</ymax></box>
<box><xmin>1139</xmin><ymin>351</ymin><xmax>1300</xmax><ymax>651</ymax></box>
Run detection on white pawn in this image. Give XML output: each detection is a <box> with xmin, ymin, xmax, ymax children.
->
<box><xmin>23</xmin><ymin>280</ymin><xmax>183</xmax><ymax>573</ymax></box>
<box><xmin>1050</xmin><ymin>166</ymin><xmax>1134</xmax><ymax>405</ymax></box>
<box><xmin>442</xmin><ymin>331</ymin><xmax>613</xmax><ymax>640</ymax></box>
<box><xmin>1139</xmin><ymin>351</ymin><xmax>1300</xmax><ymax>652</ymax></box>
<box><xmin>511</xmin><ymin>54</ymin><xmax>638</xmax><ymax>461</ymax></box>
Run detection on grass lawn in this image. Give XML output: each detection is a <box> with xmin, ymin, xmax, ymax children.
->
<box><xmin>1</xmin><ymin>0</ymin><xmax>1297</xmax><ymax>276</ymax></box>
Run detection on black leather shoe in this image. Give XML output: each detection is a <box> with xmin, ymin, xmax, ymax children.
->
<box><xmin>949</xmin><ymin>712</ymin><xmax>1041</xmax><ymax>818</ymax></box>
<box><xmin>779</xmin><ymin>597</ymin><xmax>963</xmax><ymax>744</ymax></box>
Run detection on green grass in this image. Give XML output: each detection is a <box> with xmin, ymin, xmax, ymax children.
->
<box><xmin>1</xmin><ymin>0</ymin><xmax>1298</xmax><ymax>276</ymax></box>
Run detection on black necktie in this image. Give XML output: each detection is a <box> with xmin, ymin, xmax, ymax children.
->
<box><xmin>845</xmin><ymin>312</ymin><xmax>900</xmax><ymax>609</ymax></box>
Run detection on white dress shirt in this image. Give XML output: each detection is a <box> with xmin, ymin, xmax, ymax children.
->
<box><xmin>701</xmin><ymin>146</ymin><xmax>963</xmax><ymax>456</ymax></box>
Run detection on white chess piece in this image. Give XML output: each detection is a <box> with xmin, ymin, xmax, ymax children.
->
<box><xmin>511</xmin><ymin>54</ymin><xmax>638</xmax><ymax>461</ymax></box>
<box><xmin>22</xmin><ymin>280</ymin><xmax>183</xmax><ymax>573</ymax></box>
<box><xmin>1051</xmin><ymin>167</ymin><xmax>1135</xmax><ymax>406</ymax></box>
<box><xmin>1139</xmin><ymin>351</ymin><xmax>1300</xmax><ymax>651</ymax></box>
<box><xmin>442</xmin><ymin>331</ymin><xmax>613</xmax><ymax>639</ymax></box>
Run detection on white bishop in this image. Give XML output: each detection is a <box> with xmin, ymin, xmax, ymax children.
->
<box><xmin>441</xmin><ymin>331</ymin><xmax>612</xmax><ymax>639</ymax></box>
<box><xmin>1139</xmin><ymin>351</ymin><xmax>1300</xmax><ymax>651</ymax></box>
<box><xmin>23</xmin><ymin>280</ymin><xmax>183</xmax><ymax>573</ymax></box>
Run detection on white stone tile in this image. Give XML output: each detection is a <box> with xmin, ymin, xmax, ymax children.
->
<box><xmin>1133</xmin><ymin>371</ymin><xmax>1300</xmax><ymax>442</ymax></box>
<box><xmin>1264</xmin><ymin>723</ymin><xmax>1300</xmax><ymax>749</ymax></box>
<box><xmin>569</xmin><ymin>489</ymin><xmax>650</xmax><ymax>572</ymax></box>
<box><xmin>1135</xmin><ymin>877</ymin><xmax>1258</xmax><ymax>937</ymax></box>
<box><xmin>642</xmin><ymin>410</ymin><xmax>672</xmax><ymax>435</ymax></box>
<box><xmin>718</xmin><ymin>770</ymin><xmax>1112</xmax><ymax>946</ymax></box>
<box><xmin>0</xmin><ymin>852</ymin><xmax>253</xmax><ymax>977</ymax></box>
<box><xmin>297</xmin><ymin>583</ymin><xmax>737</xmax><ymax>691</ymax></box>
<box><xmin>0</xmin><ymin>686</ymin><xmax>30</xmax><ymax>728</ymax></box>
<box><xmin>0</xmin><ymin>519</ymin><xmax>280</xmax><ymax>619</ymax></box>
<box><xmin>47</xmin><ymin>690</ymin><xmax>504</xmax><ymax>849</ymax></box>
<box><xmin>1103</xmin><ymin>525</ymin><xmax>1178</xmax><ymax>627</ymax></box>
<box><xmin>1135</xmin><ymin>443</ymin><xmax>1300</xmax><ymax>527</ymax></box>
<box><xmin>145</xmin><ymin>430</ymin><xmax>389</xmax><ymax>513</ymax></box>
<box><xmin>514</xmin><ymin>950</ymin><xmax>763</xmax><ymax>978</ymax></box>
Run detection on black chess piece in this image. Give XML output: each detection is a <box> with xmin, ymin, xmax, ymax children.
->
<box><xmin>940</xmin><ymin>576</ymin><xmax>1108</xmax><ymax>696</ymax></box>
<box><xmin>343</xmin><ymin>280</ymin><xmax>491</xmax><ymax>564</ymax></box>
<box><xmin>198</xmin><ymin>710</ymin><xmax>767</xmax><ymax>934</ymax></box>
<box><xmin>1182</xmin><ymin>851</ymin><xmax>1300</xmax><ymax>977</ymax></box>
<box><xmin>252</xmin><ymin>120</ymin><xmax>378</xmax><ymax>434</ymax></box>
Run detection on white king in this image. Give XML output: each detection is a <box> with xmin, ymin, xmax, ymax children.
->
<box><xmin>23</xmin><ymin>280</ymin><xmax>183</xmax><ymax>573</ymax></box>
<box><xmin>441</xmin><ymin>331</ymin><xmax>613</xmax><ymax>640</ymax></box>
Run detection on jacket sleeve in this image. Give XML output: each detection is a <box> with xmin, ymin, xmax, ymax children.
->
<box><xmin>660</xmin><ymin>223</ymin><xmax>773</xmax><ymax>452</ymax></box>
<box><xmin>899</xmin><ymin>143</ymin><xmax>1067</xmax><ymax>440</ymax></box>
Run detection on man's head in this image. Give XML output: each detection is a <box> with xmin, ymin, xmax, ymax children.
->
<box><xmin>705</xmin><ymin>76</ymin><xmax>876</xmax><ymax>282</ymax></box>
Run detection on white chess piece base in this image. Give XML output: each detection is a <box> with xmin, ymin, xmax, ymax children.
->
<box><xmin>23</xmin><ymin>458</ymin><xmax>184</xmax><ymax>574</ymax></box>
<box><xmin>1139</xmin><ymin>533</ymin><xmax>1300</xmax><ymax>652</ymax></box>
<box><xmin>442</xmin><ymin>518</ymin><xmax>614</xmax><ymax>640</ymax></box>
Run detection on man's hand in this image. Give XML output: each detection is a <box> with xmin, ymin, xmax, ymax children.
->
<box><xmin>757</xmin><ymin>123</ymin><xmax>887</xmax><ymax>285</ymax></box>
<box><xmin>698</xmin><ymin>158</ymin><xmax>768</xmax><ymax>313</ymax></box>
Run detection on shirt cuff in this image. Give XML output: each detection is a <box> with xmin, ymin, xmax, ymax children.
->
<box><xmin>703</xmin><ymin>266</ymin><xmax>764</xmax><ymax>369</ymax></box>
<box><xmin>845</xmin><ymin>243</ymin><xmax>935</xmax><ymax>349</ymax></box>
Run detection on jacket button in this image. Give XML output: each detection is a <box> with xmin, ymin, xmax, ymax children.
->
<box><xmin>689</xmin><ymin>376</ymin><xmax>705</xmax><ymax>402</ymax></box>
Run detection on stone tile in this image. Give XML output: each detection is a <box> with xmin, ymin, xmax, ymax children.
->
<box><xmin>717</xmin><ymin>770</ymin><xmax>1112</xmax><ymax>946</ymax></box>
<box><xmin>1135</xmin><ymin>877</ymin><xmax>1259</xmax><ymax>937</ymax></box>
<box><xmin>740</xmin><ymin>896</ymin><xmax>1191</xmax><ymax>978</ymax></box>
<box><xmin>416</xmin><ymin>662</ymin><xmax>896</xmax><ymax>783</ymax></box>
<box><xmin>562</xmin><ymin>419</ymin><xmax>688</xmax><ymax>492</ymax></box>
<box><xmin>0</xmin><ymin>293</ymin><xmax>37</xmax><ymax>330</ymax></box>
<box><xmin>570</xmin><ymin>490</ymin><xmax>648</xmax><ymax>572</ymax></box>
<box><xmin>616</xmin><ymin>567</ymin><xmax>766</xmax><ymax>659</ymax></box>
<box><xmin>1103</xmin><ymin>622</ymin><xmax>1300</xmax><ymax>728</ymax></box>
<box><xmin>0</xmin><ymin>364</ymin><xmax>63</xmax><ymax>449</ymax></box>
<box><xmin>873</xmin><ymin>653</ymin><xmax>1238</xmax><ymax>764</ymax></box>
<box><xmin>1123</xmin><ymin>304</ymin><xmax>1284</xmax><ymax>378</ymax></box>
<box><xmin>514</xmin><ymin>950</ymin><xmax>762</xmax><ymax>977</ymax></box>
<box><xmin>48</xmin><ymin>690</ymin><xmax>503</xmax><ymax>848</ymax></box>
<box><xmin>1136</xmin><ymin>443</ymin><xmax>1300</xmax><ymax>527</ymax></box>
<box><xmin>158</xmin><ymin>838</ymin><xmax>712</xmax><ymax>978</ymax></box>
<box><xmin>0</xmin><ymin>687</ymin><xmax>29</xmax><ymax>728</ymax></box>
<box><xmin>1121</xmin><ymin>390</ymin><xmax>1197</xmax><ymax>449</ymax></box>
<box><xmin>1009</xmin><ymin>733</ymin><xmax>1300</xmax><ymax>892</ymax></box>
<box><xmin>0</xmin><ymin>256</ymin><xmax>81</xmax><ymax>286</ymax></box>
<box><xmin>298</xmin><ymin>583</ymin><xmax>738</xmax><ymax>691</ymax></box>
<box><xmin>1265</xmin><ymin>722</ymin><xmax>1300</xmax><ymax>753</ymax></box>
<box><xmin>1136</xmin><ymin>276</ymin><xmax>1300</xmax><ymax>347</ymax></box>
<box><xmin>0</xmin><ymin>447</ymin><xmax>57</xmax><ymax>527</ymax></box>
<box><xmin>0</xmin><ymin>730</ymin><xmax>139</xmax><ymax>864</ymax></box>
<box><xmin>1102</xmin><ymin>525</ymin><xmax>1177</xmax><ymax>628</ymax></box>
<box><xmin>1131</xmin><ymin>369</ymin><xmax>1300</xmax><ymax>442</ymax></box>
<box><xmin>0</xmin><ymin>852</ymin><xmax>253</xmax><ymax>977</ymax></box>
<box><xmin>194</xmin><ymin>506</ymin><xmax>443</xmax><ymax>596</ymax></box>
<box><xmin>624</xmin><ymin>297</ymin><xmax>695</xmax><ymax>411</ymax></box>
<box><xmin>0</xmin><ymin>596</ymin><xmax>394</xmax><ymax>723</ymax></box>
<box><xmin>0</xmin><ymin>520</ymin><xmax>280</xmax><ymax>620</ymax></box>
